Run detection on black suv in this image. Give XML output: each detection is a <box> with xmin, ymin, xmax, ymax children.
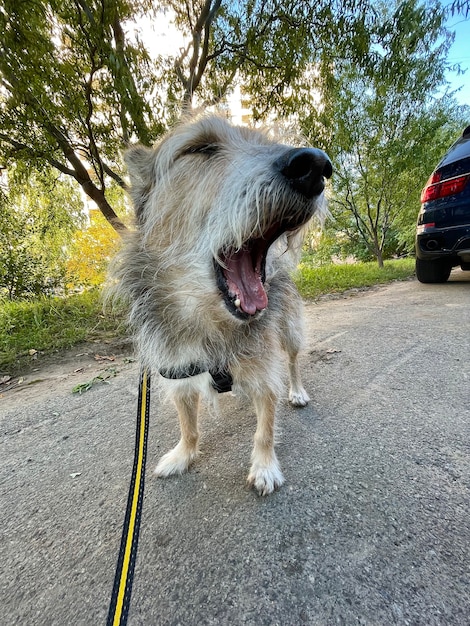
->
<box><xmin>415</xmin><ymin>125</ymin><xmax>470</xmax><ymax>283</ymax></box>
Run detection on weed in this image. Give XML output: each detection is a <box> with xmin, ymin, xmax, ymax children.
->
<box><xmin>72</xmin><ymin>367</ymin><xmax>118</xmax><ymax>394</ymax></box>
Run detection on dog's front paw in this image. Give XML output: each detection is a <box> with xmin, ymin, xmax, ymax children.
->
<box><xmin>289</xmin><ymin>387</ymin><xmax>310</xmax><ymax>407</ymax></box>
<box><xmin>247</xmin><ymin>460</ymin><xmax>285</xmax><ymax>496</ymax></box>
<box><xmin>154</xmin><ymin>442</ymin><xmax>198</xmax><ymax>478</ymax></box>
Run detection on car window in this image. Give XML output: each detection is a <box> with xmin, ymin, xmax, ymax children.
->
<box><xmin>439</xmin><ymin>137</ymin><xmax>470</xmax><ymax>168</ymax></box>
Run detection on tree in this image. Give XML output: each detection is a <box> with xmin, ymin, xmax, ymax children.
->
<box><xmin>66</xmin><ymin>193</ymin><xmax>125</xmax><ymax>289</ymax></box>
<box><xmin>163</xmin><ymin>0</ymin><xmax>374</xmax><ymax>118</ymax></box>
<box><xmin>0</xmin><ymin>166</ymin><xmax>84</xmax><ymax>299</ymax></box>
<box><xmin>0</xmin><ymin>0</ymin><xmax>376</xmax><ymax>232</ymax></box>
<box><xmin>0</xmin><ymin>0</ymin><xmax>161</xmax><ymax>233</ymax></box>
<box><xmin>451</xmin><ymin>0</ymin><xmax>470</xmax><ymax>17</ymax></box>
<box><xmin>323</xmin><ymin>0</ymin><xmax>469</xmax><ymax>267</ymax></box>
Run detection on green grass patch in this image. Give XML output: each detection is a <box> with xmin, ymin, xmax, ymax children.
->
<box><xmin>294</xmin><ymin>257</ymin><xmax>415</xmax><ymax>300</ymax></box>
<box><xmin>0</xmin><ymin>290</ymin><xmax>126</xmax><ymax>373</ymax></box>
<box><xmin>1</xmin><ymin>258</ymin><xmax>416</xmax><ymax>373</ymax></box>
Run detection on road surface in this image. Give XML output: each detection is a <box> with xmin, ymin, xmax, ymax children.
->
<box><xmin>1</xmin><ymin>273</ymin><xmax>469</xmax><ymax>625</ymax></box>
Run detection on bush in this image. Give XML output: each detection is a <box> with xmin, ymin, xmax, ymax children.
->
<box><xmin>0</xmin><ymin>167</ymin><xmax>84</xmax><ymax>299</ymax></box>
<box><xmin>66</xmin><ymin>210</ymin><xmax>121</xmax><ymax>289</ymax></box>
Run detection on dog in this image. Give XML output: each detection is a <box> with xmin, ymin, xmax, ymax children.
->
<box><xmin>113</xmin><ymin>114</ymin><xmax>332</xmax><ymax>495</ymax></box>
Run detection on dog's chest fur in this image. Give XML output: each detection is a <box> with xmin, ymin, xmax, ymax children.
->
<box><xmin>133</xmin><ymin>260</ymin><xmax>292</xmax><ymax>375</ymax></box>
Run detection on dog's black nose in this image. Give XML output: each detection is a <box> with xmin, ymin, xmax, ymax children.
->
<box><xmin>275</xmin><ymin>148</ymin><xmax>332</xmax><ymax>198</ymax></box>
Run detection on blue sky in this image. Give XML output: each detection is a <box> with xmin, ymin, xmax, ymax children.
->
<box><xmin>445</xmin><ymin>11</ymin><xmax>470</xmax><ymax>106</ymax></box>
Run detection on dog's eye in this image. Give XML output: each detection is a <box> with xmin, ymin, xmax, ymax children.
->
<box><xmin>184</xmin><ymin>143</ymin><xmax>219</xmax><ymax>157</ymax></box>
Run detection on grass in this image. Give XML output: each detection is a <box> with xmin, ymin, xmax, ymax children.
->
<box><xmin>0</xmin><ymin>289</ymin><xmax>126</xmax><ymax>373</ymax></box>
<box><xmin>294</xmin><ymin>257</ymin><xmax>415</xmax><ymax>299</ymax></box>
<box><xmin>0</xmin><ymin>258</ymin><xmax>416</xmax><ymax>373</ymax></box>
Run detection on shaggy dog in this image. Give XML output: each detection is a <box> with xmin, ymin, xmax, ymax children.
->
<box><xmin>114</xmin><ymin>114</ymin><xmax>332</xmax><ymax>495</ymax></box>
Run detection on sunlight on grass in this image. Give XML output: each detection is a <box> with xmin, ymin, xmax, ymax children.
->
<box><xmin>0</xmin><ymin>290</ymin><xmax>126</xmax><ymax>372</ymax></box>
<box><xmin>1</xmin><ymin>258</ymin><xmax>416</xmax><ymax>372</ymax></box>
<box><xmin>294</xmin><ymin>257</ymin><xmax>415</xmax><ymax>299</ymax></box>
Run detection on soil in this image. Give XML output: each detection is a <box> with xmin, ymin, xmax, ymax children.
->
<box><xmin>0</xmin><ymin>336</ymin><xmax>135</xmax><ymax>408</ymax></box>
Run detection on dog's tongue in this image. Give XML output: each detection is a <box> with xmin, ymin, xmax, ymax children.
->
<box><xmin>224</xmin><ymin>248</ymin><xmax>268</xmax><ymax>315</ymax></box>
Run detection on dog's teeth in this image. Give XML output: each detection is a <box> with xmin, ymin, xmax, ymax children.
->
<box><xmin>234</xmin><ymin>298</ymin><xmax>241</xmax><ymax>308</ymax></box>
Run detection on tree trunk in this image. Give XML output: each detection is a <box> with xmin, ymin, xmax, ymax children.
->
<box><xmin>371</xmin><ymin>231</ymin><xmax>384</xmax><ymax>268</ymax></box>
<box><xmin>79</xmin><ymin>180</ymin><xmax>127</xmax><ymax>234</ymax></box>
<box><xmin>45</xmin><ymin>126</ymin><xmax>128</xmax><ymax>234</ymax></box>
<box><xmin>376</xmin><ymin>248</ymin><xmax>384</xmax><ymax>269</ymax></box>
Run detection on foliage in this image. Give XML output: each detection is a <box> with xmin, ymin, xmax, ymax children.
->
<box><xmin>163</xmin><ymin>0</ymin><xmax>374</xmax><ymax>118</ymax></box>
<box><xmin>0</xmin><ymin>289</ymin><xmax>126</xmax><ymax>373</ymax></box>
<box><xmin>0</xmin><ymin>166</ymin><xmax>84</xmax><ymax>299</ymax></box>
<box><xmin>0</xmin><ymin>0</ymin><xmax>380</xmax><ymax>232</ymax></box>
<box><xmin>451</xmin><ymin>1</ymin><xmax>470</xmax><ymax>17</ymax></box>
<box><xmin>0</xmin><ymin>0</ymin><xmax>160</xmax><ymax>232</ymax></box>
<box><xmin>66</xmin><ymin>199</ymin><xmax>124</xmax><ymax>289</ymax></box>
<box><xmin>321</xmin><ymin>0</ymin><xmax>469</xmax><ymax>268</ymax></box>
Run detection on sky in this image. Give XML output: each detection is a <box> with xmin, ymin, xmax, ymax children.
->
<box><xmin>444</xmin><ymin>10</ymin><xmax>470</xmax><ymax>106</ymax></box>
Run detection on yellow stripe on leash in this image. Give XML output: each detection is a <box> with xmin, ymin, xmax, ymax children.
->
<box><xmin>107</xmin><ymin>368</ymin><xmax>150</xmax><ymax>626</ymax></box>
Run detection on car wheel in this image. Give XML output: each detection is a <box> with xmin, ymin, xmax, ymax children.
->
<box><xmin>415</xmin><ymin>257</ymin><xmax>452</xmax><ymax>283</ymax></box>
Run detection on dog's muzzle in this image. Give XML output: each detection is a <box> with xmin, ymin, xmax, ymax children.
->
<box><xmin>215</xmin><ymin>147</ymin><xmax>332</xmax><ymax>319</ymax></box>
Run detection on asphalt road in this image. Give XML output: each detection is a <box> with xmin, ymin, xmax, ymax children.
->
<box><xmin>1</xmin><ymin>273</ymin><xmax>469</xmax><ymax>626</ymax></box>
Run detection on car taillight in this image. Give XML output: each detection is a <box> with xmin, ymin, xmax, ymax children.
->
<box><xmin>427</xmin><ymin>171</ymin><xmax>442</xmax><ymax>185</ymax></box>
<box><xmin>421</xmin><ymin>173</ymin><xmax>470</xmax><ymax>203</ymax></box>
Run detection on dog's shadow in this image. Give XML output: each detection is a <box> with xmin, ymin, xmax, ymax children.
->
<box><xmin>146</xmin><ymin>386</ymin><xmax>320</xmax><ymax>502</ymax></box>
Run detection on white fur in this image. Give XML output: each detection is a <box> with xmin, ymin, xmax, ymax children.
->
<box><xmin>111</xmin><ymin>114</ymin><xmax>331</xmax><ymax>495</ymax></box>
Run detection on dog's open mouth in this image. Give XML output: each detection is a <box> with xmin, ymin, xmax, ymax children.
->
<box><xmin>213</xmin><ymin>147</ymin><xmax>332</xmax><ymax>320</ymax></box>
<box><xmin>215</xmin><ymin>224</ymin><xmax>286</xmax><ymax>319</ymax></box>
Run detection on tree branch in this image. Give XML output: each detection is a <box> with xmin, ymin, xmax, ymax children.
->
<box><xmin>181</xmin><ymin>0</ymin><xmax>222</xmax><ymax>107</ymax></box>
<box><xmin>102</xmin><ymin>162</ymin><xmax>128</xmax><ymax>189</ymax></box>
<box><xmin>0</xmin><ymin>133</ymin><xmax>76</xmax><ymax>177</ymax></box>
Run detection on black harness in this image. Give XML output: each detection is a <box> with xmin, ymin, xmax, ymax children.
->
<box><xmin>159</xmin><ymin>364</ymin><xmax>233</xmax><ymax>393</ymax></box>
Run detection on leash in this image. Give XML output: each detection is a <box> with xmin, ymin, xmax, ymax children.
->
<box><xmin>107</xmin><ymin>368</ymin><xmax>151</xmax><ymax>626</ymax></box>
<box><xmin>106</xmin><ymin>364</ymin><xmax>231</xmax><ymax>625</ymax></box>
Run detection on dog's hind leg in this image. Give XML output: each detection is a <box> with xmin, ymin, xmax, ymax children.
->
<box><xmin>287</xmin><ymin>351</ymin><xmax>310</xmax><ymax>407</ymax></box>
<box><xmin>155</xmin><ymin>391</ymin><xmax>200</xmax><ymax>477</ymax></box>
<box><xmin>247</xmin><ymin>390</ymin><xmax>284</xmax><ymax>496</ymax></box>
<box><xmin>277</xmin><ymin>285</ymin><xmax>310</xmax><ymax>407</ymax></box>
<box><xmin>283</xmin><ymin>317</ymin><xmax>310</xmax><ymax>407</ymax></box>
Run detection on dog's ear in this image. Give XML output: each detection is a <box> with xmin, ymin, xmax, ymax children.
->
<box><xmin>124</xmin><ymin>145</ymin><xmax>155</xmax><ymax>185</ymax></box>
<box><xmin>124</xmin><ymin>145</ymin><xmax>155</xmax><ymax>220</ymax></box>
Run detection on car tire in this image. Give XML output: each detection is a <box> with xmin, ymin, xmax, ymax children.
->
<box><xmin>415</xmin><ymin>257</ymin><xmax>452</xmax><ymax>283</ymax></box>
